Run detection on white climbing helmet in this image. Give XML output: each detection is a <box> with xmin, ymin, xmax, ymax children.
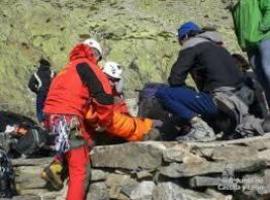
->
<box><xmin>83</xmin><ymin>38</ymin><xmax>103</xmax><ymax>58</ymax></box>
<box><xmin>103</xmin><ymin>61</ymin><xmax>123</xmax><ymax>79</ymax></box>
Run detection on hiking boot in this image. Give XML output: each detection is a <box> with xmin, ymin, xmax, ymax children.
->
<box><xmin>177</xmin><ymin>117</ymin><xmax>216</xmax><ymax>142</ymax></box>
<box><xmin>41</xmin><ymin>160</ymin><xmax>63</xmax><ymax>190</ymax></box>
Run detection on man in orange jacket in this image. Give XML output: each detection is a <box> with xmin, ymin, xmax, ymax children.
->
<box><xmin>86</xmin><ymin>60</ymin><xmax>154</xmax><ymax>140</ymax></box>
<box><xmin>42</xmin><ymin>39</ymin><xmax>155</xmax><ymax>200</ymax></box>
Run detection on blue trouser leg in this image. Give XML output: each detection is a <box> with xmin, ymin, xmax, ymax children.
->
<box><xmin>249</xmin><ymin>39</ymin><xmax>270</xmax><ymax>103</ymax></box>
<box><xmin>155</xmin><ymin>86</ymin><xmax>218</xmax><ymax>121</ymax></box>
<box><xmin>36</xmin><ymin>92</ymin><xmax>46</xmax><ymax>122</ymax></box>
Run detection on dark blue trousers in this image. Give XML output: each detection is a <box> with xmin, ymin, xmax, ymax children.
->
<box><xmin>155</xmin><ymin>86</ymin><xmax>218</xmax><ymax>121</ymax></box>
<box><xmin>36</xmin><ymin>92</ymin><xmax>46</xmax><ymax>122</ymax></box>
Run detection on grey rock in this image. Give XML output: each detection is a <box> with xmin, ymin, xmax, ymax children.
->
<box><xmin>163</xmin><ymin>144</ymin><xmax>205</xmax><ymax>164</ymax></box>
<box><xmin>105</xmin><ymin>173</ymin><xmax>138</xmax><ymax>198</ymax></box>
<box><xmin>18</xmin><ymin>188</ymin><xmax>65</xmax><ymax>200</ymax></box>
<box><xmin>120</xmin><ymin>180</ymin><xmax>139</xmax><ymax>198</ymax></box>
<box><xmin>258</xmin><ymin>149</ymin><xmax>270</xmax><ymax>165</ymax></box>
<box><xmin>136</xmin><ymin>170</ymin><xmax>153</xmax><ymax>180</ymax></box>
<box><xmin>162</xmin><ymin>144</ymin><xmax>187</xmax><ymax>163</ymax></box>
<box><xmin>91</xmin><ymin>169</ymin><xmax>108</xmax><ymax>182</ymax></box>
<box><xmin>205</xmin><ymin>189</ymin><xmax>233</xmax><ymax>200</ymax></box>
<box><xmin>160</xmin><ymin>160</ymin><xmax>266</xmax><ymax>178</ymax></box>
<box><xmin>10</xmin><ymin>195</ymin><xmax>41</xmax><ymax>200</ymax></box>
<box><xmin>193</xmin><ymin>145</ymin><xmax>258</xmax><ymax>161</ymax></box>
<box><xmin>187</xmin><ymin>133</ymin><xmax>270</xmax><ymax>149</ymax></box>
<box><xmin>12</xmin><ymin>158</ymin><xmax>51</xmax><ymax>167</ymax></box>
<box><xmin>91</xmin><ymin>142</ymin><xmax>166</xmax><ymax>170</ymax></box>
<box><xmin>190</xmin><ymin>176</ymin><xmax>222</xmax><ymax>188</ymax></box>
<box><xmin>105</xmin><ymin>174</ymin><xmax>134</xmax><ymax>188</ymax></box>
<box><xmin>152</xmin><ymin>182</ymin><xmax>218</xmax><ymax>200</ymax></box>
<box><xmin>11</xmin><ymin>137</ymin><xmax>270</xmax><ymax>199</ymax></box>
<box><xmin>130</xmin><ymin>181</ymin><xmax>155</xmax><ymax>200</ymax></box>
<box><xmin>87</xmin><ymin>182</ymin><xmax>109</xmax><ymax>200</ymax></box>
<box><xmin>15</xmin><ymin>166</ymin><xmax>46</xmax><ymax>189</ymax></box>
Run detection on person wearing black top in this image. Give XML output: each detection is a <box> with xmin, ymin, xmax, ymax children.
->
<box><xmin>155</xmin><ymin>21</ymin><xmax>243</xmax><ymax>141</ymax></box>
<box><xmin>28</xmin><ymin>58</ymin><xmax>55</xmax><ymax>123</ymax></box>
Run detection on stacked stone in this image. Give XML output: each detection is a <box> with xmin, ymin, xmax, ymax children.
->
<box><xmin>12</xmin><ymin>134</ymin><xmax>270</xmax><ymax>200</ymax></box>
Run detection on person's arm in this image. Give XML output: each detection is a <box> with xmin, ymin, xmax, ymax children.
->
<box><xmin>260</xmin><ymin>0</ymin><xmax>270</xmax><ymax>32</ymax></box>
<box><xmin>76</xmin><ymin>63</ymin><xmax>114</xmax><ymax>105</ymax></box>
<box><xmin>76</xmin><ymin>63</ymin><xmax>114</xmax><ymax>126</ymax></box>
<box><xmin>168</xmin><ymin>48</ymin><xmax>196</xmax><ymax>87</ymax></box>
<box><xmin>28</xmin><ymin>74</ymin><xmax>38</xmax><ymax>93</ymax></box>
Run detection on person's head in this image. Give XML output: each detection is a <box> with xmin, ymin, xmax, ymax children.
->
<box><xmin>102</xmin><ymin>61</ymin><xmax>123</xmax><ymax>82</ymax></box>
<box><xmin>231</xmin><ymin>53</ymin><xmax>250</xmax><ymax>72</ymax></box>
<box><xmin>5</xmin><ymin>124</ymin><xmax>28</xmax><ymax>136</ymax></box>
<box><xmin>15</xmin><ymin>123</ymin><xmax>29</xmax><ymax>136</ymax></box>
<box><xmin>177</xmin><ymin>21</ymin><xmax>202</xmax><ymax>45</ymax></box>
<box><xmin>83</xmin><ymin>38</ymin><xmax>103</xmax><ymax>62</ymax></box>
<box><xmin>39</xmin><ymin>58</ymin><xmax>51</xmax><ymax>68</ymax></box>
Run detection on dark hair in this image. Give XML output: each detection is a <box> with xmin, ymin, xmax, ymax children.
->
<box><xmin>39</xmin><ymin>58</ymin><xmax>51</xmax><ymax>67</ymax></box>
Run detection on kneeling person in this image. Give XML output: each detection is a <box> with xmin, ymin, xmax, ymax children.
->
<box><xmin>156</xmin><ymin>22</ymin><xmax>243</xmax><ymax>141</ymax></box>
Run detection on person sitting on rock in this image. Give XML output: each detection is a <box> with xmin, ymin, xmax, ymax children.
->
<box><xmin>155</xmin><ymin>21</ymin><xmax>244</xmax><ymax>141</ymax></box>
<box><xmin>28</xmin><ymin>58</ymin><xmax>56</xmax><ymax>124</ymax></box>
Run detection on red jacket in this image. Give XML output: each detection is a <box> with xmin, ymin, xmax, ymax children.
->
<box><xmin>44</xmin><ymin>44</ymin><xmax>113</xmax><ymax>120</ymax></box>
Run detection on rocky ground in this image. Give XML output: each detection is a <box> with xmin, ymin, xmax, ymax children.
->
<box><xmin>11</xmin><ymin>134</ymin><xmax>270</xmax><ymax>200</ymax></box>
<box><xmin>0</xmin><ymin>0</ymin><xmax>241</xmax><ymax>116</ymax></box>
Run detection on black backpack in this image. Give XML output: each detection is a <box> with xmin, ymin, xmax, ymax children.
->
<box><xmin>0</xmin><ymin>148</ymin><xmax>16</xmax><ymax>198</ymax></box>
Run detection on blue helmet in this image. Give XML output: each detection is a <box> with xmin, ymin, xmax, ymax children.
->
<box><xmin>177</xmin><ymin>21</ymin><xmax>202</xmax><ymax>40</ymax></box>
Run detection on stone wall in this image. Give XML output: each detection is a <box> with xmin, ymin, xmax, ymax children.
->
<box><xmin>12</xmin><ymin>134</ymin><xmax>270</xmax><ymax>200</ymax></box>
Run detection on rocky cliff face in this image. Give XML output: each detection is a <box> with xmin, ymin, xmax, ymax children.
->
<box><xmin>0</xmin><ymin>0</ymin><xmax>240</xmax><ymax>116</ymax></box>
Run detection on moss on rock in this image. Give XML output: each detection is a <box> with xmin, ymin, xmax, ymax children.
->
<box><xmin>0</xmin><ymin>0</ymin><xmax>241</xmax><ymax>117</ymax></box>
